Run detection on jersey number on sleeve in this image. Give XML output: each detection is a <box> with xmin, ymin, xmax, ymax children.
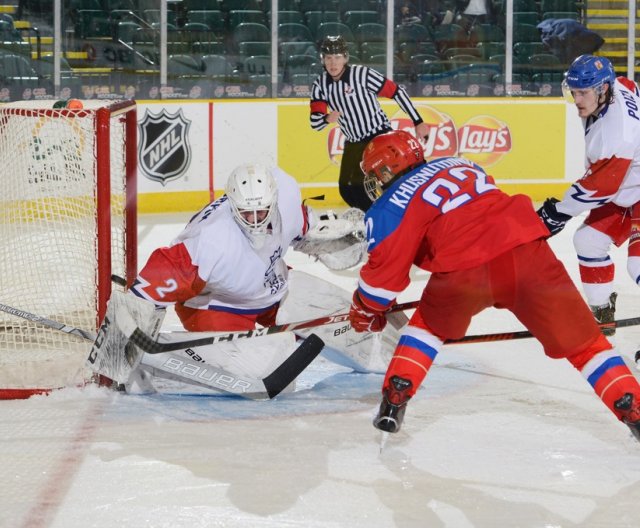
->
<box><xmin>155</xmin><ymin>278</ymin><xmax>178</xmax><ymax>298</ymax></box>
<box><xmin>421</xmin><ymin>166</ymin><xmax>496</xmax><ymax>213</ymax></box>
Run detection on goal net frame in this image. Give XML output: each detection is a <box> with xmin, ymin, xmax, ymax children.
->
<box><xmin>0</xmin><ymin>100</ymin><xmax>137</xmax><ymax>399</ymax></box>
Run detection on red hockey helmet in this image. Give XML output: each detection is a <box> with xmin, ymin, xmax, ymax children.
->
<box><xmin>361</xmin><ymin>130</ymin><xmax>425</xmax><ymax>201</ymax></box>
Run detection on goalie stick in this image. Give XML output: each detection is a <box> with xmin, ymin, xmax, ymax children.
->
<box><xmin>0</xmin><ymin>300</ymin><xmax>325</xmax><ymax>399</ymax></box>
<box><xmin>116</xmin><ymin>299</ymin><xmax>421</xmax><ymax>354</ymax></box>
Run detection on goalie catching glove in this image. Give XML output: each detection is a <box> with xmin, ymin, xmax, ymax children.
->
<box><xmin>349</xmin><ymin>291</ymin><xmax>387</xmax><ymax>333</ymax></box>
<box><xmin>537</xmin><ymin>197</ymin><xmax>572</xmax><ymax>236</ymax></box>
<box><xmin>293</xmin><ymin>208</ymin><xmax>367</xmax><ymax>270</ymax></box>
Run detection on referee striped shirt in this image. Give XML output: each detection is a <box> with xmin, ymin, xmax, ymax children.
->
<box><xmin>309</xmin><ymin>65</ymin><xmax>423</xmax><ymax>143</ymax></box>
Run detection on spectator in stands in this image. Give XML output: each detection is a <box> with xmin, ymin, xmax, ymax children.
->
<box><xmin>309</xmin><ymin>35</ymin><xmax>429</xmax><ymax>212</ymax></box>
<box><xmin>537</xmin><ymin>19</ymin><xmax>605</xmax><ymax>64</ymax></box>
<box><xmin>396</xmin><ymin>1</ymin><xmax>453</xmax><ymax>27</ymax></box>
<box><xmin>455</xmin><ymin>0</ymin><xmax>495</xmax><ymax>31</ymax></box>
<box><xmin>396</xmin><ymin>1</ymin><xmax>423</xmax><ymax>25</ymax></box>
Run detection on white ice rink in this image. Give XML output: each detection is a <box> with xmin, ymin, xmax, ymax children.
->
<box><xmin>2</xmin><ymin>211</ymin><xmax>640</xmax><ymax>528</ymax></box>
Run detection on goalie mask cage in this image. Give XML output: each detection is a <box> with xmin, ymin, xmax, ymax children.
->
<box><xmin>0</xmin><ymin>100</ymin><xmax>137</xmax><ymax>399</ymax></box>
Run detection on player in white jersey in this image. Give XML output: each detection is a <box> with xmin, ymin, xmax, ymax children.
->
<box><xmin>131</xmin><ymin>164</ymin><xmax>312</xmax><ymax>331</ymax></box>
<box><xmin>537</xmin><ymin>55</ymin><xmax>640</xmax><ymax>334</ymax></box>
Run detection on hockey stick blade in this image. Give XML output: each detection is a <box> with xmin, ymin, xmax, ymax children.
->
<box><xmin>0</xmin><ymin>302</ymin><xmax>96</xmax><ymax>342</ymax></box>
<box><xmin>263</xmin><ymin>333</ymin><xmax>325</xmax><ymax>398</ymax></box>
<box><xmin>448</xmin><ymin>316</ymin><xmax>640</xmax><ymax>345</ymax></box>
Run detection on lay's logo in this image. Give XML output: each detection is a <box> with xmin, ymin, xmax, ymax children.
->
<box><xmin>457</xmin><ymin>115</ymin><xmax>511</xmax><ymax>166</ymax></box>
<box><xmin>326</xmin><ymin>104</ymin><xmax>512</xmax><ymax>168</ymax></box>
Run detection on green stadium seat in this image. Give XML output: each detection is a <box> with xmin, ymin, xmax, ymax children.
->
<box><xmin>513</xmin><ymin>12</ymin><xmax>540</xmax><ymax>25</ymax></box>
<box><xmin>228</xmin><ymin>10</ymin><xmax>266</xmax><ymax>29</ymax></box>
<box><xmin>115</xmin><ymin>21</ymin><xmax>141</xmax><ymax>44</ymax></box>
<box><xmin>243</xmin><ymin>54</ymin><xmax>271</xmax><ymax>75</ymax></box>
<box><xmin>271</xmin><ymin>11</ymin><xmax>304</xmax><ymax>25</ymax></box>
<box><xmin>353</xmin><ymin>23</ymin><xmax>386</xmax><ymax>43</ymax></box>
<box><xmin>476</xmin><ymin>41</ymin><xmax>505</xmax><ymax>59</ymax></box>
<box><xmin>167</xmin><ymin>54</ymin><xmax>204</xmax><ymax>76</ymax></box>
<box><xmin>305</xmin><ymin>11</ymin><xmax>339</xmax><ymax>39</ymax></box>
<box><xmin>540</xmin><ymin>0</ymin><xmax>578</xmax><ymax>13</ymax></box>
<box><xmin>513</xmin><ymin>41</ymin><xmax>546</xmax><ymax>62</ymax></box>
<box><xmin>232</xmin><ymin>22</ymin><xmax>270</xmax><ymax>50</ymax></box>
<box><xmin>395</xmin><ymin>23</ymin><xmax>431</xmax><ymax>44</ymax></box>
<box><xmin>187</xmin><ymin>10</ymin><xmax>225</xmax><ymax>33</ymax></box>
<box><xmin>359</xmin><ymin>41</ymin><xmax>385</xmax><ymax>61</ymax></box>
<box><xmin>184</xmin><ymin>0</ymin><xmax>222</xmax><ymax>10</ymax></box>
<box><xmin>513</xmin><ymin>23</ymin><xmax>541</xmax><ymax>43</ymax></box>
<box><xmin>300</xmin><ymin>0</ymin><xmax>337</xmax><ymax>14</ymax></box>
<box><xmin>279</xmin><ymin>40</ymin><xmax>315</xmax><ymax>59</ymax></box>
<box><xmin>343</xmin><ymin>11</ymin><xmax>379</xmax><ymax>31</ymax></box>
<box><xmin>469</xmin><ymin>24</ymin><xmax>504</xmax><ymax>44</ymax></box>
<box><xmin>239</xmin><ymin>41</ymin><xmax>271</xmax><ymax>57</ymax></box>
<box><xmin>542</xmin><ymin>11</ymin><xmax>580</xmax><ymax>20</ymax></box>
<box><xmin>278</xmin><ymin>22</ymin><xmax>313</xmax><ymax>42</ymax></box>
<box><xmin>143</xmin><ymin>9</ymin><xmax>178</xmax><ymax>26</ymax></box>
<box><xmin>223</xmin><ymin>0</ymin><xmax>261</xmax><ymax>13</ymax></box>
<box><xmin>201</xmin><ymin>53</ymin><xmax>230</xmax><ymax>78</ymax></box>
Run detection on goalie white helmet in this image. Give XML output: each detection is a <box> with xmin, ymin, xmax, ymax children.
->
<box><xmin>226</xmin><ymin>164</ymin><xmax>277</xmax><ymax>240</ymax></box>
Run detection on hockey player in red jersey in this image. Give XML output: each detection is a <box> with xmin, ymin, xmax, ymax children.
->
<box><xmin>131</xmin><ymin>164</ymin><xmax>312</xmax><ymax>331</ymax></box>
<box><xmin>537</xmin><ymin>55</ymin><xmax>640</xmax><ymax>335</ymax></box>
<box><xmin>349</xmin><ymin>129</ymin><xmax>640</xmax><ymax>441</ymax></box>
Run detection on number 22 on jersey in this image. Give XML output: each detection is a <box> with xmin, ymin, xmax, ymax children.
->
<box><xmin>421</xmin><ymin>166</ymin><xmax>497</xmax><ymax>214</ymax></box>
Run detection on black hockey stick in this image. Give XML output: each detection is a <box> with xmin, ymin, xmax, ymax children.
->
<box><xmin>448</xmin><ymin>317</ymin><xmax>636</xmax><ymax>344</ymax></box>
<box><xmin>122</xmin><ymin>299</ymin><xmax>419</xmax><ymax>354</ymax></box>
<box><xmin>4</xmin><ymin>297</ymin><xmax>636</xmax><ymax>349</ymax></box>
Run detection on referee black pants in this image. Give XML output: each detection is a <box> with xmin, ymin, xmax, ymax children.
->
<box><xmin>339</xmin><ymin>140</ymin><xmax>373</xmax><ymax>212</ymax></box>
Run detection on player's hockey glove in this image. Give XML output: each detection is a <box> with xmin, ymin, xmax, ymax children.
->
<box><xmin>349</xmin><ymin>291</ymin><xmax>387</xmax><ymax>333</ymax></box>
<box><xmin>537</xmin><ymin>197</ymin><xmax>572</xmax><ymax>236</ymax></box>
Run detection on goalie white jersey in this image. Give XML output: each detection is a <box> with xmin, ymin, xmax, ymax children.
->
<box><xmin>132</xmin><ymin>168</ymin><xmax>310</xmax><ymax>314</ymax></box>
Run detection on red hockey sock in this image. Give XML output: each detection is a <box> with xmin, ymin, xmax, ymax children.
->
<box><xmin>383</xmin><ymin>333</ymin><xmax>439</xmax><ymax>397</ymax></box>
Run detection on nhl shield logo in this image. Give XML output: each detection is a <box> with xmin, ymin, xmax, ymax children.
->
<box><xmin>139</xmin><ymin>109</ymin><xmax>192</xmax><ymax>185</ymax></box>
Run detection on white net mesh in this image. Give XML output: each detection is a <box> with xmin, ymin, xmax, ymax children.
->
<box><xmin>0</xmin><ymin>100</ymin><xmax>135</xmax><ymax>396</ymax></box>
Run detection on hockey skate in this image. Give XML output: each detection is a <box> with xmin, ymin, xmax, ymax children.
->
<box><xmin>614</xmin><ymin>393</ymin><xmax>640</xmax><ymax>442</ymax></box>
<box><xmin>590</xmin><ymin>292</ymin><xmax>617</xmax><ymax>336</ymax></box>
<box><xmin>373</xmin><ymin>376</ymin><xmax>413</xmax><ymax>433</ymax></box>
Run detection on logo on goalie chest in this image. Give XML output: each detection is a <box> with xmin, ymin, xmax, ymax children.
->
<box><xmin>139</xmin><ymin>109</ymin><xmax>192</xmax><ymax>185</ymax></box>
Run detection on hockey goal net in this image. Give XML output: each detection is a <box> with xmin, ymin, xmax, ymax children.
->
<box><xmin>0</xmin><ymin>100</ymin><xmax>137</xmax><ymax>399</ymax></box>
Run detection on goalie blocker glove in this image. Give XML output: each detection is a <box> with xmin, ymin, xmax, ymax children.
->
<box><xmin>537</xmin><ymin>197</ymin><xmax>572</xmax><ymax>236</ymax></box>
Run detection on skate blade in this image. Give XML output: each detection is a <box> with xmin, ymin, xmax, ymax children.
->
<box><xmin>379</xmin><ymin>431</ymin><xmax>390</xmax><ymax>453</ymax></box>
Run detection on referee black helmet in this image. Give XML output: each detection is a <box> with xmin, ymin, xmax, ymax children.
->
<box><xmin>320</xmin><ymin>35</ymin><xmax>349</xmax><ymax>58</ymax></box>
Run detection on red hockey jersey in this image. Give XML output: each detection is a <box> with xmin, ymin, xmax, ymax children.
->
<box><xmin>358</xmin><ymin>157</ymin><xmax>549</xmax><ymax>310</ymax></box>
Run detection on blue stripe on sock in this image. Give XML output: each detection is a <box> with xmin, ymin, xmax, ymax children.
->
<box><xmin>398</xmin><ymin>334</ymin><xmax>438</xmax><ymax>361</ymax></box>
<box><xmin>587</xmin><ymin>356</ymin><xmax>626</xmax><ymax>387</ymax></box>
<box><xmin>577</xmin><ymin>255</ymin><xmax>612</xmax><ymax>264</ymax></box>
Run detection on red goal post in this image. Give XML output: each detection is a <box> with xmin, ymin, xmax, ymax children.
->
<box><xmin>0</xmin><ymin>100</ymin><xmax>137</xmax><ymax>399</ymax></box>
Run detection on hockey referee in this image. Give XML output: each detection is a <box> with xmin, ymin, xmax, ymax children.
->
<box><xmin>309</xmin><ymin>35</ymin><xmax>429</xmax><ymax>211</ymax></box>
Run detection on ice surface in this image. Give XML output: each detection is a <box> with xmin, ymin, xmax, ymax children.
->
<box><xmin>2</xmin><ymin>211</ymin><xmax>640</xmax><ymax>528</ymax></box>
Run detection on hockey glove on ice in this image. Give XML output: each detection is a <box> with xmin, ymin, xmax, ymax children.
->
<box><xmin>537</xmin><ymin>197</ymin><xmax>572</xmax><ymax>236</ymax></box>
<box><xmin>349</xmin><ymin>291</ymin><xmax>387</xmax><ymax>333</ymax></box>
